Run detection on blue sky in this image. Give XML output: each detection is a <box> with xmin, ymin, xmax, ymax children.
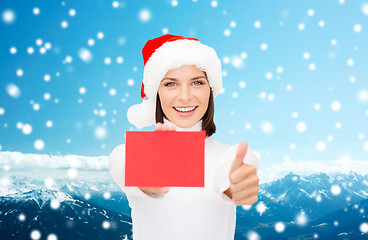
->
<box><xmin>1</xmin><ymin>0</ymin><xmax>368</xmax><ymax>172</ymax></box>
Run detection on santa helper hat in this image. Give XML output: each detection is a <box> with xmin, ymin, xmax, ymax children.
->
<box><xmin>127</xmin><ymin>34</ymin><xmax>223</xmax><ymax>128</ymax></box>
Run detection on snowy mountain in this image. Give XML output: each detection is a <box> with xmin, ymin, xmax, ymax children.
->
<box><xmin>258</xmin><ymin>171</ymin><xmax>368</xmax><ymax>219</ymax></box>
<box><xmin>234</xmin><ymin>171</ymin><xmax>368</xmax><ymax>239</ymax></box>
<box><xmin>235</xmin><ymin>171</ymin><xmax>368</xmax><ymax>232</ymax></box>
<box><xmin>290</xmin><ymin>198</ymin><xmax>368</xmax><ymax>240</ymax></box>
<box><xmin>1</xmin><ymin>172</ymin><xmax>367</xmax><ymax>239</ymax></box>
<box><xmin>0</xmin><ymin>187</ymin><xmax>132</xmax><ymax>239</ymax></box>
<box><xmin>239</xmin><ymin>198</ymin><xmax>368</xmax><ymax>240</ymax></box>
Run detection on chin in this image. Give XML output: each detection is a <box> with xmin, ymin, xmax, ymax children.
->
<box><xmin>172</xmin><ymin>118</ymin><xmax>198</xmax><ymax>128</ymax></box>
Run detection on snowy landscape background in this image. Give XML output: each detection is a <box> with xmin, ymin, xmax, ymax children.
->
<box><xmin>1</xmin><ymin>0</ymin><xmax>368</xmax><ymax>239</ymax></box>
<box><xmin>1</xmin><ymin>151</ymin><xmax>368</xmax><ymax>239</ymax></box>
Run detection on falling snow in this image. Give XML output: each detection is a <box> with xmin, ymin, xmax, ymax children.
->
<box><xmin>97</xmin><ymin>32</ymin><xmax>104</xmax><ymax>39</ymax></box>
<box><xmin>22</xmin><ymin>124</ymin><xmax>32</xmax><ymax>135</ymax></box>
<box><xmin>331</xmin><ymin>184</ymin><xmax>342</xmax><ymax>195</ymax></box>
<box><xmin>275</xmin><ymin>222</ymin><xmax>285</xmax><ymax>233</ymax></box>
<box><xmin>2</xmin><ymin>9</ymin><xmax>16</xmax><ymax>24</ymax></box>
<box><xmin>30</xmin><ymin>230</ymin><xmax>41</xmax><ymax>240</ymax></box>
<box><xmin>102</xmin><ymin>220</ymin><xmax>111</xmax><ymax>229</ymax></box>
<box><xmin>361</xmin><ymin>222</ymin><xmax>368</xmax><ymax>233</ymax></box>
<box><xmin>254</xmin><ymin>21</ymin><xmax>261</xmax><ymax>28</ymax></box>
<box><xmin>61</xmin><ymin>21</ymin><xmax>68</xmax><ymax>28</ymax></box>
<box><xmin>33</xmin><ymin>8</ymin><xmax>40</xmax><ymax>15</ymax></box>
<box><xmin>331</xmin><ymin>101</ymin><xmax>341</xmax><ymax>112</ymax></box>
<box><xmin>78</xmin><ymin>48</ymin><xmax>93</xmax><ymax>62</ymax></box>
<box><xmin>69</xmin><ymin>9</ymin><xmax>76</xmax><ymax>17</ymax></box>
<box><xmin>256</xmin><ymin>201</ymin><xmax>267</xmax><ymax>215</ymax></box>
<box><xmin>6</xmin><ymin>83</ymin><xmax>21</xmax><ymax>98</ymax></box>
<box><xmin>211</xmin><ymin>1</ymin><xmax>218</xmax><ymax>7</ymax></box>
<box><xmin>44</xmin><ymin>177</ymin><xmax>56</xmax><ymax>188</ymax></box>
<box><xmin>139</xmin><ymin>9</ymin><xmax>151</xmax><ymax>22</ymax></box>
<box><xmin>10</xmin><ymin>47</ymin><xmax>17</xmax><ymax>54</ymax></box>
<box><xmin>296</xmin><ymin>122</ymin><xmax>307</xmax><ymax>133</ymax></box>
<box><xmin>357</xmin><ymin>89</ymin><xmax>368</xmax><ymax>103</ymax></box>
<box><xmin>104</xmin><ymin>192</ymin><xmax>111</xmax><ymax>199</ymax></box>
<box><xmin>260</xmin><ymin>43</ymin><xmax>268</xmax><ymax>50</ymax></box>
<box><xmin>34</xmin><ymin>139</ymin><xmax>45</xmax><ymax>150</ymax></box>
<box><xmin>127</xmin><ymin>79</ymin><xmax>134</xmax><ymax>86</ymax></box>
<box><xmin>18</xmin><ymin>213</ymin><xmax>26</xmax><ymax>222</ymax></box>
<box><xmin>296</xmin><ymin>211</ymin><xmax>308</xmax><ymax>226</ymax></box>
<box><xmin>1</xmin><ymin>2</ymin><xmax>368</xmax><ymax>238</ymax></box>
<box><xmin>260</xmin><ymin>121</ymin><xmax>274</xmax><ymax>134</ymax></box>
<box><xmin>47</xmin><ymin>234</ymin><xmax>58</xmax><ymax>240</ymax></box>
<box><xmin>316</xmin><ymin>141</ymin><xmax>326</xmax><ymax>152</ymax></box>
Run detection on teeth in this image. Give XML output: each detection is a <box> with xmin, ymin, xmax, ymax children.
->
<box><xmin>174</xmin><ymin>106</ymin><xmax>196</xmax><ymax>112</ymax></box>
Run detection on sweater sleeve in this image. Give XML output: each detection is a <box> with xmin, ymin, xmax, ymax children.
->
<box><xmin>108</xmin><ymin>144</ymin><xmax>165</xmax><ymax>199</ymax></box>
<box><xmin>213</xmin><ymin>143</ymin><xmax>259</xmax><ymax>204</ymax></box>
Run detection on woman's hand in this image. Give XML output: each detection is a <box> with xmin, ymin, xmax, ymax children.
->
<box><xmin>139</xmin><ymin>122</ymin><xmax>176</xmax><ymax>195</ymax></box>
<box><xmin>224</xmin><ymin>141</ymin><xmax>259</xmax><ymax>206</ymax></box>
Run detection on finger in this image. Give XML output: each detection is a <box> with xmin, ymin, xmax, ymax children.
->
<box><xmin>231</xmin><ymin>174</ymin><xmax>259</xmax><ymax>202</ymax></box>
<box><xmin>232</xmin><ymin>185</ymin><xmax>259</xmax><ymax>202</ymax></box>
<box><xmin>231</xmin><ymin>164</ymin><xmax>257</xmax><ymax>184</ymax></box>
<box><xmin>236</xmin><ymin>141</ymin><xmax>248</xmax><ymax>160</ymax></box>
<box><xmin>168</xmin><ymin>125</ymin><xmax>176</xmax><ymax>131</ymax></box>
<box><xmin>162</xmin><ymin>124</ymin><xmax>169</xmax><ymax>131</ymax></box>
<box><xmin>229</xmin><ymin>176</ymin><xmax>253</xmax><ymax>193</ymax></box>
<box><xmin>160</xmin><ymin>187</ymin><xmax>170</xmax><ymax>193</ymax></box>
<box><xmin>155</xmin><ymin>122</ymin><xmax>161</xmax><ymax>131</ymax></box>
<box><xmin>140</xmin><ymin>187</ymin><xmax>161</xmax><ymax>194</ymax></box>
<box><xmin>229</xmin><ymin>141</ymin><xmax>248</xmax><ymax>175</ymax></box>
<box><xmin>235</xmin><ymin>195</ymin><xmax>258</xmax><ymax>206</ymax></box>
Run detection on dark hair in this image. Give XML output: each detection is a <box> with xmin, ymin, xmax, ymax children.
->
<box><xmin>155</xmin><ymin>85</ymin><xmax>216</xmax><ymax>137</ymax></box>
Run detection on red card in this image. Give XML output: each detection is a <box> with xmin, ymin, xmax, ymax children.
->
<box><xmin>125</xmin><ymin>130</ymin><xmax>206</xmax><ymax>187</ymax></box>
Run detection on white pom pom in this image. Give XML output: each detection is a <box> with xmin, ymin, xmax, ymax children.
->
<box><xmin>127</xmin><ymin>99</ymin><xmax>156</xmax><ymax>128</ymax></box>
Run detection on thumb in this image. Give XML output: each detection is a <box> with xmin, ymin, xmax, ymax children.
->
<box><xmin>229</xmin><ymin>141</ymin><xmax>248</xmax><ymax>175</ymax></box>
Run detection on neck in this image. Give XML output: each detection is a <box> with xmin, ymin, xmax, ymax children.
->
<box><xmin>163</xmin><ymin>117</ymin><xmax>203</xmax><ymax>132</ymax></box>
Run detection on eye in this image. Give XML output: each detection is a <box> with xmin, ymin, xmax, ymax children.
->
<box><xmin>193</xmin><ymin>81</ymin><xmax>205</xmax><ymax>86</ymax></box>
<box><xmin>164</xmin><ymin>82</ymin><xmax>176</xmax><ymax>87</ymax></box>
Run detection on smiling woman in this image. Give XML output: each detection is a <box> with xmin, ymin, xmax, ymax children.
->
<box><xmin>157</xmin><ymin>65</ymin><xmax>210</xmax><ymax>129</ymax></box>
<box><xmin>156</xmin><ymin>68</ymin><xmax>217</xmax><ymax>136</ymax></box>
<box><xmin>108</xmin><ymin>34</ymin><xmax>259</xmax><ymax>240</ymax></box>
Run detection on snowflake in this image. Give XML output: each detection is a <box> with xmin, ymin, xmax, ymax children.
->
<box><xmin>275</xmin><ymin>222</ymin><xmax>285</xmax><ymax>233</ymax></box>
<box><xmin>296</xmin><ymin>211</ymin><xmax>308</xmax><ymax>226</ymax></box>
<box><xmin>296</xmin><ymin>122</ymin><xmax>307</xmax><ymax>133</ymax></box>
<box><xmin>139</xmin><ymin>9</ymin><xmax>151</xmax><ymax>22</ymax></box>
<box><xmin>331</xmin><ymin>185</ymin><xmax>341</xmax><ymax>195</ymax></box>
<box><xmin>256</xmin><ymin>201</ymin><xmax>267</xmax><ymax>215</ymax></box>
<box><xmin>34</xmin><ymin>139</ymin><xmax>45</xmax><ymax>150</ymax></box>
<box><xmin>30</xmin><ymin>230</ymin><xmax>41</xmax><ymax>240</ymax></box>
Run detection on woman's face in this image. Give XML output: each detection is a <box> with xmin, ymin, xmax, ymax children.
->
<box><xmin>158</xmin><ymin>65</ymin><xmax>210</xmax><ymax>128</ymax></box>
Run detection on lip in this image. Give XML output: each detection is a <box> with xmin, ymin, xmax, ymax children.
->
<box><xmin>173</xmin><ymin>106</ymin><xmax>198</xmax><ymax>117</ymax></box>
<box><xmin>174</xmin><ymin>106</ymin><xmax>197</xmax><ymax>108</ymax></box>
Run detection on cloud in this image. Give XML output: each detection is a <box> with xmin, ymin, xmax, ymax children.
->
<box><xmin>2</xmin><ymin>151</ymin><xmax>367</xmax><ymax>185</ymax></box>
<box><xmin>0</xmin><ymin>151</ymin><xmax>107</xmax><ymax>170</ymax></box>
<box><xmin>258</xmin><ymin>155</ymin><xmax>368</xmax><ymax>183</ymax></box>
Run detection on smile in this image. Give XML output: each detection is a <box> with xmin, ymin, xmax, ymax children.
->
<box><xmin>173</xmin><ymin>106</ymin><xmax>197</xmax><ymax>112</ymax></box>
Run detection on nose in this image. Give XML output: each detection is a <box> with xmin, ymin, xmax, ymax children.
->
<box><xmin>178</xmin><ymin>85</ymin><xmax>192</xmax><ymax>101</ymax></box>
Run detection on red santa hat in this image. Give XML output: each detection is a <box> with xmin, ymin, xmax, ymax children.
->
<box><xmin>127</xmin><ymin>34</ymin><xmax>222</xmax><ymax>128</ymax></box>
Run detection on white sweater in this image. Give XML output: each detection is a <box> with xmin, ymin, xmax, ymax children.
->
<box><xmin>108</xmin><ymin>118</ymin><xmax>259</xmax><ymax>240</ymax></box>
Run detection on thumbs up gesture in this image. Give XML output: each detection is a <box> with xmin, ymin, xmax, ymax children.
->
<box><xmin>224</xmin><ymin>141</ymin><xmax>259</xmax><ymax>206</ymax></box>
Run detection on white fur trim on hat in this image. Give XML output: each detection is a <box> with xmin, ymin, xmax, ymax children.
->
<box><xmin>143</xmin><ymin>39</ymin><xmax>222</xmax><ymax>99</ymax></box>
<box><xmin>127</xmin><ymin>39</ymin><xmax>222</xmax><ymax>128</ymax></box>
<box><xmin>127</xmin><ymin>99</ymin><xmax>156</xmax><ymax>129</ymax></box>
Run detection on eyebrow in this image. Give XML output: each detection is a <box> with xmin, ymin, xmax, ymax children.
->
<box><xmin>162</xmin><ymin>76</ymin><xmax>207</xmax><ymax>81</ymax></box>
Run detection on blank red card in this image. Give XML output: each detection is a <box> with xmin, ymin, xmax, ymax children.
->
<box><xmin>125</xmin><ymin>130</ymin><xmax>206</xmax><ymax>187</ymax></box>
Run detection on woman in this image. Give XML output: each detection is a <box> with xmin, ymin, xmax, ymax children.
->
<box><xmin>108</xmin><ymin>34</ymin><xmax>259</xmax><ymax>240</ymax></box>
